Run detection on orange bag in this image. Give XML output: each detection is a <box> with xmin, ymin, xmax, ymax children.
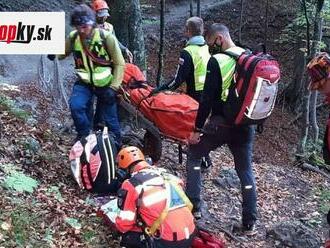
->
<box><xmin>129</xmin><ymin>86</ymin><xmax>198</xmax><ymax>142</ymax></box>
<box><xmin>123</xmin><ymin>63</ymin><xmax>146</xmax><ymax>85</ymax></box>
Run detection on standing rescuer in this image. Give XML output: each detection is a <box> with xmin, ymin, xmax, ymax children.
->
<box><xmin>92</xmin><ymin>0</ymin><xmax>133</xmax><ymax>63</ymax></box>
<box><xmin>153</xmin><ymin>17</ymin><xmax>210</xmax><ymax>102</ymax></box>
<box><xmin>153</xmin><ymin>16</ymin><xmax>213</xmax><ymax>170</ymax></box>
<box><xmin>186</xmin><ymin>23</ymin><xmax>257</xmax><ymax>232</ymax></box>
<box><xmin>48</xmin><ymin>4</ymin><xmax>125</xmax><ymax>145</ymax></box>
<box><xmin>113</xmin><ymin>146</ymin><xmax>196</xmax><ymax>248</ymax></box>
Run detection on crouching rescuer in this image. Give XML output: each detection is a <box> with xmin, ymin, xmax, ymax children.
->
<box><xmin>109</xmin><ymin>146</ymin><xmax>196</xmax><ymax>248</ymax></box>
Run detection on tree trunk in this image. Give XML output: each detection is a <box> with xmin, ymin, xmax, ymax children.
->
<box><xmin>156</xmin><ymin>0</ymin><xmax>165</xmax><ymax>86</ymax></box>
<box><xmin>309</xmin><ymin>0</ymin><xmax>324</xmax><ymax>145</ymax></box>
<box><xmin>238</xmin><ymin>0</ymin><xmax>244</xmax><ymax>45</ymax></box>
<box><xmin>264</xmin><ymin>0</ymin><xmax>269</xmax><ymax>50</ymax></box>
<box><xmin>309</xmin><ymin>91</ymin><xmax>319</xmax><ymax>142</ymax></box>
<box><xmin>298</xmin><ymin>0</ymin><xmax>324</xmax><ymax>154</ymax></box>
<box><xmin>297</xmin><ymin>0</ymin><xmax>311</xmax><ymax>156</ymax></box>
<box><xmin>297</xmin><ymin>72</ymin><xmax>311</xmax><ymax>156</ymax></box>
<box><xmin>286</xmin><ymin>37</ymin><xmax>306</xmax><ymax>111</ymax></box>
<box><xmin>190</xmin><ymin>0</ymin><xmax>194</xmax><ymax>17</ymax></box>
<box><xmin>108</xmin><ymin>0</ymin><xmax>146</xmax><ymax>71</ymax></box>
<box><xmin>197</xmin><ymin>0</ymin><xmax>201</xmax><ymax>17</ymax></box>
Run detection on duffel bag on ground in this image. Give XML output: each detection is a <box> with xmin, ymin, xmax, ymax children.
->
<box><xmin>191</xmin><ymin>227</ymin><xmax>226</xmax><ymax>248</ymax></box>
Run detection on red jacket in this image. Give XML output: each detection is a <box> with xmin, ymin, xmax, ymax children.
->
<box><xmin>115</xmin><ymin>162</ymin><xmax>195</xmax><ymax>241</ymax></box>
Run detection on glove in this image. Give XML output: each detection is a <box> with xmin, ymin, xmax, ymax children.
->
<box><xmin>150</xmin><ymin>87</ymin><xmax>160</xmax><ymax>96</ymax></box>
<box><xmin>125</xmin><ymin>49</ymin><xmax>133</xmax><ymax>63</ymax></box>
<box><xmin>47</xmin><ymin>54</ymin><xmax>56</xmax><ymax>61</ymax></box>
<box><xmin>117</xmin><ymin>169</ymin><xmax>129</xmax><ymax>182</ymax></box>
<box><xmin>149</xmin><ymin>86</ymin><xmax>164</xmax><ymax>96</ymax></box>
<box><xmin>100</xmin><ymin>198</ymin><xmax>119</xmax><ymax>223</ymax></box>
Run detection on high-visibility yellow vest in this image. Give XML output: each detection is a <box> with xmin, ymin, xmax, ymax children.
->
<box><xmin>184</xmin><ymin>44</ymin><xmax>211</xmax><ymax>92</ymax></box>
<box><xmin>213</xmin><ymin>47</ymin><xmax>245</xmax><ymax>101</ymax></box>
<box><xmin>70</xmin><ymin>28</ymin><xmax>113</xmax><ymax>87</ymax></box>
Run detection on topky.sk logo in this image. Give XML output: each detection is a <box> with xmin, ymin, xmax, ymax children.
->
<box><xmin>0</xmin><ymin>12</ymin><xmax>65</xmax><ymax>54</ymax></box>
<box><xmin>0</xmin><ymin>22</ymin><xmax>52</xmax><ymax>44</ymax></box>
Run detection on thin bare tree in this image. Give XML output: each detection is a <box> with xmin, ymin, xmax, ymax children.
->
<box><xmin>298</xmin><ymin>0</ymin><xmax>324</xmax><ymax>155</ymax></box>
<box><xmin>197</xmin><ymin>0</ymin><xmax>201</xmax><ymax>17</ymax></box>
<box><xmin>156</xmin><ymin>0</ymin><xmax>165</xmax><ymax>86</ymax></box>
<box><xmin>238</xmin><ymin>0</ymin><xmax>244</xmax><ymax>44</ymax></box>
<box><xmin>309</xmin><ymin>0</ymin><xmax>324</xmax><ymax>145</ymax></box>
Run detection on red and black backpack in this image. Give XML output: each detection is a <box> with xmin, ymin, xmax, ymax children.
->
<box><xmin>222</xmin><ymin>49</ymin><xmax>281</xmax><ymax>126</ymax></box>
<box><xmin>69</xmin><ymin>128</ymin><xmax>119</xmax><ymax>193</ymax></box>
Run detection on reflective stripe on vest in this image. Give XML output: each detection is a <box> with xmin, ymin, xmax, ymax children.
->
<box><xmin>70</xmin><ymin>29</ymin><xmax>113</xmax><ymax>87</ymax></box>
<box><xmin>184</xmin><ymin>44</ymin><xmax>211</xmax><ymax>92</ymax></box>
<box><xmin>213</xmin><ymin>46</ymin><xmax>245</xmax><ymax>101</ymax></box>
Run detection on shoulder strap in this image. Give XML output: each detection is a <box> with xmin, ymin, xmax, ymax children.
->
<box><xmin>70</xmin><ymin>31</ymin><xmax>79</xmax><ymax>52</ymax></box>
<box><xmin>146</xmin><ymin>176</ymin><xmax>193</xmax><ymax>236</ymax></box>
<box><xmin>221</xmin><ymin>50</ymin><xmax>240</xmax><ymax>60</ymax></box>
<box><xmin>99</xmin><ymin>29</ymin><xmax>109</xmax><ymax>55</ymax></box>
<box><xmin>80</xmin><ymin>137</ymin><xmax>95</xmax><ymax>188</ymax></box>
<box><xmin>80</xmin><ymin>30</ymin><xmax>112</xmax><ymax>66</ymax></box>
<box><xmin>145</xmin><ymin>181</ymin><xmax>171</xmax><ymax>236</ymax></box>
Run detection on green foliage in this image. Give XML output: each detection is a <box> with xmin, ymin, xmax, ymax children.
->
<box><xmin>46</xmin><ymin>186</ymin><xmax>64</xmax><ymax>202</ymax></box>
<box><xmin>316</xmin><ymin>187</ymin><xmax>330</xmax><ymax>214</ymax></box>
<box><xmin>82</xmin><ymin>230</ymin><xmax>96</xmax><ymax>244</ymax></box>
<box><xmin>65</xmin><ymin>217</ymin><xmax>82</xmax><ymax>230</ymax></box>
<box><xmin>277</xmin><ymin>0</ymin><xmax>330</xmax><ymax>49</ymax></box>
<box><xmin>3</xmin><ymin>171</ymin><xmax>39</xmax><ymax>193</ymax></box>
<box><xmin>43</xmin><ymin>227</ymin><xmax>55</xmax><ymax>245</ymax></box>
<box><xmin>10</xmin><ymin>207</ymin><xmax>41</xmax><ymax>246</ymax></box>
<box><xmin>0</xmin><ymin>95</ymin><xmax>30</xmax><ymax>121</ymax></box>
<box><xmin>142</xmin><ymin>18</ymin><xmax>160</xmax><ymax>25</ymax></box>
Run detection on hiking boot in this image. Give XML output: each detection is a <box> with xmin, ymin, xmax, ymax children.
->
<box><xmin>192</xmin><ymin>206</ymin><xmax>202</xmax><ymax>220</ymax></box>
<box><xmin>232</xmin><ymin>221</ymin><xmax>257</xmax><ymax>236</ymax></box>
<box><xmin>193</xmin><ymin>210</ymin><xmax>202</xmax><ymax>220</ymax></box>
<box><xmin>242</xmin><ymin>222</ymin><xmax>255</xmax><ymax>234</ymax></box>
<box><xmin>201</xmin><ymin>156</ymin><xmax>212</xmax><ymax>173</ymax></box>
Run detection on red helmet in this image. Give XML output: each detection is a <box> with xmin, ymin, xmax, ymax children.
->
<box><xmin>92</xmin><ymin>0</ymin><xmax>109</xmax><ymax>11</ymax></box>
<box><xmin>117</xmin><ymin>146</ymin><xmax>145</xmax><ymax>169</ymax></box>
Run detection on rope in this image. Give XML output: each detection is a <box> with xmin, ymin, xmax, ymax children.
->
<box><xmin>37</xmin><ymin>55</ymin><xmax>69</xmax><ymax>110</ymax></box>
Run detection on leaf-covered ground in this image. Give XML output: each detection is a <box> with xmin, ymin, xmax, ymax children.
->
<box><xmin>0</xmin><ymin>81</ymin><xmax>329</xmax><ymax>248</ymax></box>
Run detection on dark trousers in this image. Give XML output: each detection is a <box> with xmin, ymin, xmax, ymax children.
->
<box><xmin>120</xmin><ymin>231</ymin><xmax>194</xmax><ymax>248</ymax></box>
<box><xmin>69</xmin><ymin>82</ymin><xmax>121</xmax><ymax>144</ymax></box>
<box><xmin>185</xmin><ymin>116</ymin><xmax>257</xmax><ymax>225</ymax></box>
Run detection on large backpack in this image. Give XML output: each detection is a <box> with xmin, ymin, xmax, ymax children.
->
<box><xmin>222</xmin><ymin>50</ymin><xmax>281</xmax><ymax>125</ymax></box>
<box><xmin>69</xmin><ymin>128</ymin><xmax>119</xmax><ymax>193</ymax></box>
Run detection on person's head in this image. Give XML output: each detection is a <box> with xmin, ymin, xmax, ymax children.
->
<box><xmin>185</xmin><ymin>17</ymin><xmax>204</xmax><ymax>38</ymax></box>
<box><xmin>206</xmin><ymin>23</ymin><xmax>234</xmax><ymax>52</ymax></box>
<box><xmin>92</xmin><ymin>0</ymin><xmax>110</xmax><ymax>24</ymax></box>
<box><xmin>117</xmin><ymin>146</ymin><xmax>148</xmax><ymax>174</ymax></box>
<box><xmin>71</xmin><ymin>4</ymin><xmax>96</xmax><ymax>38</ymax></box>
<box><xmin>307</xmin><ymin>52</ymin><xmax>330</xmax><ymax>94</ymax></box>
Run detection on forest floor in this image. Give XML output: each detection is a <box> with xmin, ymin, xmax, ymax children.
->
<box><xmin>0</xmin><ymin>0</ymin><xmax>330</xmax><ymax>248</ymax></box>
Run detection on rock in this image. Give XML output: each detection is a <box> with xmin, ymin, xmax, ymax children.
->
<box><xmin>267</xmin><ymin>221</ymin><xmax>321</xmax><ymax>248</ymax></box>
<box><xmin>213</xmin><ymin>168</ymin><xmax>240</xmax><ymax>189</ymax></box>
